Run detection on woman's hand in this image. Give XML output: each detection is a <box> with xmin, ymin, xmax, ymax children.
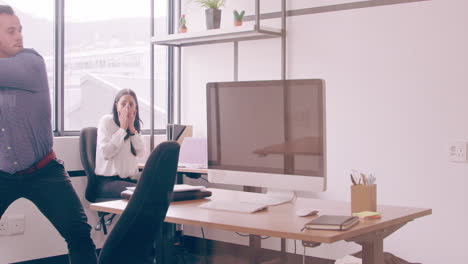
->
<box><xmin>119</xmin><ymin>106</ymin><xmax>129</xmax><ymax>130</ymax></box>
<box><xmin>128</xmin><ymin>110</ymin><xmax>137</xmax><ymax>134</ymax></box>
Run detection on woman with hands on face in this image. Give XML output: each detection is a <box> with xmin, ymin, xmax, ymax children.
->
<box><xmin>118</xmin><ymin>100</ymin><xmax>136</xmax><ymax>134</ymax></box>
<box><xmin>94</xmin><ymin>89</ymin><xmax>146</xmax><ymax>199</ymax></box>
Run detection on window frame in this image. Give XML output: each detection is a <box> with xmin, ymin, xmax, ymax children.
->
<box><xmin>52</xmin><ymin>0</ymin><xmax>173</xmax><ymax>137</ymax></box>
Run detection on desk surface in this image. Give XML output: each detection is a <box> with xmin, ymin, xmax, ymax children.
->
<box><xmin>138</xmin><ymin>163</ymin><xmax>208</xmax><ymax>174</ymax></box>
<box><xmin>90</xmin><ymin>188</ymin><xmax>431</xmax><ymax>244</ymax></box>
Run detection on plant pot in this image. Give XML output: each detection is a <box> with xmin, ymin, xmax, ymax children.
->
<box><xmin>205</xmin><ymin>8</ymin><xmax>221</xmax><ymax>30</ymax></box>
<box><xmin>234</xmin><ymin>20</ymin><xmax>243</xmax><ymax>27</ymax></box>
<box><xmin>179</xmin><ymin>25</ymin><xmax>187</xmax><ymax>33</ymax></box>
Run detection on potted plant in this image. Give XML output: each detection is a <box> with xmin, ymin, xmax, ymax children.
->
<box><xmin>233</xmin><ymin>10</ymin><xmax>245</xmax><ymax>26</ymax></box>
<box><xmin>179</xmin><ymin>14</ymin><xmax>187</xmax><ymax>33</ymax></box>
<box><xmin>194</xmin><ymin>0</ymin><xmax>226</xmax><ymax>30</ymax></box>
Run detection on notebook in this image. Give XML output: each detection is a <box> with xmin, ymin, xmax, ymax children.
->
<box><xmin>126</xmin><ymin>184</ymin><xmax>205</xmax><ymax>192</ymax></box>
<box><xmin>304</xmin><ymin>215</ymin><xmax>359</xmax><ymax>231</ymax></box>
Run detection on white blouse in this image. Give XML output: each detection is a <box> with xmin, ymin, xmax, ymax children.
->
<box><xmin>94</xmin><ymin>114</ymin><xmax>145</xmax><ymax>179</ymax></box>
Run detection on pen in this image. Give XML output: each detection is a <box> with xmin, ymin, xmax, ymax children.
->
<box><xmin>350</xmin><ymin>174</ymin><xmax>357</xmax><ymax>185</ymax></box>
<box><xmin>368</xmin><ymin>174</ymin><xmax>376</xmax><ymax>185</ymax></box>
<box><xmin>361</xmin><ymin>173</ymin><xmax>367</xmax><ymax>185</ymax></box>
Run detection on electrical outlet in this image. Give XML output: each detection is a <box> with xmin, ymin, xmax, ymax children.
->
<box><xmin>0</xmin><ymin>218</ymin><xmax>8</xmax><ymax>235</ymax></box>
<box><xmin>0</xmin><ymin>215</ymin><xmax>25</xmax><ymax>236</ymax></box>
<box><xmin>8</xmin><ymin>215</ymin><xmax>25</xmax><ymax>235</ymax></box>
<box><xmin>449</xmin><ymin>141</ymin><xmax>467</xmax><ymax>162</ymax></box>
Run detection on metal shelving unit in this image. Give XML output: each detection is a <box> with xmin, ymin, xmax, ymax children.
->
<box><xmin>151</xmin><ymin>0</ymin><xmax>286</xmax><ymax>126</ymax></box>
<box><xmin>152</xmin><ymin>24</ymin><xmax>282</xmax><ymax>47</ymax></box>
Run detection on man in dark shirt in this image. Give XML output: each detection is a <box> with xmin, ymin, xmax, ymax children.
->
<box><xmin>0</xmin><ymin>5</ymin><xmax>97</xmax><ymax>263</ymax></box>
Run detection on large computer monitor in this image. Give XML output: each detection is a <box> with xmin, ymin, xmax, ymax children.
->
<box><xmin>207</xmin><ymin>79</ymin><xmax>326</xmax><ymax>192</ymax></box>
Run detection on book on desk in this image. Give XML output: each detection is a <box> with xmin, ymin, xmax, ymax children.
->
<box><xmin>304</xmin><ymin>215</ymin><xmax>359</xmax><ymax>231</ymax></box>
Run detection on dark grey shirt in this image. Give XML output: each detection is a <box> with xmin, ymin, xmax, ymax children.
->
<box><xmin>0</xmin><ymin>49</ymin><xmax>52</xmax><ymax>174</ymax></box>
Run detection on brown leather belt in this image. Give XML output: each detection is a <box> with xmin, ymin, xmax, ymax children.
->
<box><xmin>15</xmin><ymin>151</ymin><xmax>56</xmax><ymax>175</ymax></box>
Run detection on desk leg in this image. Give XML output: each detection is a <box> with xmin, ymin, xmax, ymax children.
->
<box><xmin>347</xmin><ymin>222</ymin><xmax>407</xmax><ymax>264</ymax></box>
<box><xmin>280</xmin><ymin>238</ymin><xmax>287</xmax><ymax>263</ymax></box>
<box><xmin>359</xmin><ymin>238</ymin><xmax>384</xmax><ymax>264</ymax></box>
<box><xmin>249</xmin><ymin>234</ymin><xmax>261</xmax><ymax>264</ymax></box>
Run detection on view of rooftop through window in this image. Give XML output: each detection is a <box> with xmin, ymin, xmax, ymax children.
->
<box><xmin>2</xmin><ymin>0</ymin><xmax>169</xmax><ymax>131</ymax></box>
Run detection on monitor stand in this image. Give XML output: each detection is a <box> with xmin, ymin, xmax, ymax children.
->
<box><xmin>265</xmin><ymin>188</ymin><xmax>295</xmax><ymax>205</ymax></box>
<box><xmin>241</xmin><ymin>187</ymin><xmax>295</xmax><ymax>206</ymax></box>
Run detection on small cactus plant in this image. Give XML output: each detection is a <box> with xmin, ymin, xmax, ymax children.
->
<box><xmin>179</xmin><ymin>14</ymin><xmax>187</xmax><ymax>33</ymax></box>
<box><xmin>233</xmin><ymin>10</ymin><xmax>245</xmax><ymax>26</ymax></box>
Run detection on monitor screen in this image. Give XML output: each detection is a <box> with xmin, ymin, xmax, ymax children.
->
<box><xmin>207</xmin><ymin>79</ymin><xmax>326</xmax><ymax>192</ymax></box>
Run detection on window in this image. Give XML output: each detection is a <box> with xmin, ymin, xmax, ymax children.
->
<box><xmin>64</xmin><ymin>0</ymin><xmax>168</xmax><ymax>131</ymax></box>
<box><xmin>4</xmin><ymin>1</ymin><xmax>170</xmax><ymax>134</ymax></box>
<box><xmin>153</xmin><ymin>6</ymin><xmax>169</xmax><ymax>132</ymax></box>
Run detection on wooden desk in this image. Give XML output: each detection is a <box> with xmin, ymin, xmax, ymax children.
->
<box><xmin>91</xmin><ymin>188</ymin><xmax>430</xmax><ymax>264</ymax></box>
<box><xmin>138</xmin><ymin>163</ymin><xmax>207</xmax><ymax>175</ymax></box>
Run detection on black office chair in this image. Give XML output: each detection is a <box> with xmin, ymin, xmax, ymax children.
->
<box><xmin>79</xmin><ymin>127</ymin><xmax>116</xmax><ymax>235</ymax></box>
<box><xmin>98</xmin><ymin>141</ymin><xmax>180</xmax><ymax>264</ymax></box>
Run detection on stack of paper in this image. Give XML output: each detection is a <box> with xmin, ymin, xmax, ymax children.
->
<box><xmin>335</xmin><ymin>255</ymin><xmax>362</xmax><ymax>264</ymax></box>
<box><xmin>352</xmin><ymin>211</ymin><xmax>381</xmax><ymax>220</ymax></box>
<box><xmin>173</xmin><ymin>184</ymin><xmax>205</xmax><ymax>192</ymax></box>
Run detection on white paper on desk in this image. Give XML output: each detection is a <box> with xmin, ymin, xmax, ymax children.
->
<box><xmin>126</xmin><ymin>184</ymin><xmax>205</xmax><ymax>192</ymax></box>
<box><xmin>121</xmin><ymin>190</ymin><xmax>133</xmax><ymax>195</ymax></box>
<box><xmin>334</xmin><ymin>255</ymin><xmax>361</xmax><ymax>264</ymax></box>
<box><xmin>173</xmin><ymin>184</ymin><xmax>205</xmax><ymax>192</ymax></box>
<box><xmin>178</xmin><ymin>163</ymin><xmax>207</xmax><ymax>169</ymax></box>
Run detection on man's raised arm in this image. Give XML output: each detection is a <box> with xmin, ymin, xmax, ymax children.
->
<box><xmin>0</xmin><ymin>48</ymin><xmax>48</xmax><ymax>92</ymax></box>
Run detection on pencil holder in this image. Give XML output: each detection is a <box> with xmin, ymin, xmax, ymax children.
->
<box><xmin>351</xmin><ymin>184</ymin><xmax>377</xmax><ymax>213</ymax></box>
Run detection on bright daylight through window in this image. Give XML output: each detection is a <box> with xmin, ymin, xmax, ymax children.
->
<box><xmin>64</xmin><ymin>0</ymin><xmax>168</xmax><ymax>131</ymax></box>
<box><xmin>2</xmin><ymin>0</ymin><xmax>169</xmax><ymax>132</ymax></box>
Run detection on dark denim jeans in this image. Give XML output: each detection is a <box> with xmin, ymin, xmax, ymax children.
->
<box><xmin>0</xmin><ymin>159</ymin><xmax>97</xmax><ymax>264</ymax></box>
<box><xmin>96</xmin><ymin>176</ymin><xmax>136</xmax><ymax>199</ymax></box>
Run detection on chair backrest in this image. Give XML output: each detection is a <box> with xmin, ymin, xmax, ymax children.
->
<box><xmin>98</xmin><ymin>141</ymin><xmax>180</xmax><ymax>264</ymax></box>
<box><xmin>79</xmin><ymin>127</ymin><xmax>99</xmax><ymax>203</ymax></box>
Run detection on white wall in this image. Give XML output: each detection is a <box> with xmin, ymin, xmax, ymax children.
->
<box><xmin>0</xmin><ymin>135</ymin><xmax>164</xmax><ymax>263</ymax></box>
<box><xmin>180</xmin><ymin>0</ymin><xmax>468</xmax><ymax>263</ymax></box>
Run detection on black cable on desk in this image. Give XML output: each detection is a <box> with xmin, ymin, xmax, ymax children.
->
<box><xmin>200</xmin><ymin>176</ymin><xmax>209</xmax><ymax>182</ymax></box>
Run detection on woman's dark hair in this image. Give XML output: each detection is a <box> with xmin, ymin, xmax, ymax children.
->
<box><xmin>112</xmin><ymin>89</ymin><xmax>142</xmax><ymax>156</ymax></box>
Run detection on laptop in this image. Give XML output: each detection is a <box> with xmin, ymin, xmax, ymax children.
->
<box><xmin>178</xmin><ymin>137</ymin><xmax>207</xmax><ymax>169</ymax></box>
